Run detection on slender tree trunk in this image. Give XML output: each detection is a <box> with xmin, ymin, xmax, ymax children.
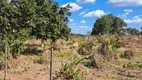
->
<box><xmin>4</xmin><ymin>44</ymin><xmax>7</xmax><ymax>80</ymax></box>
<box><xmin>50</xmin><ymin>47</ymin><xmax>53</xmax><ymax>80</ymax></box>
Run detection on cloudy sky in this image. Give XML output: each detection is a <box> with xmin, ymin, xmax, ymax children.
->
<box><xmin>54</xmin><ymin>0</ymin><xmax>142</xmax><ymax>34</ymax></box>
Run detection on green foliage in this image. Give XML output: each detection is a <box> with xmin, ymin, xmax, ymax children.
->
<box><xmin>91</xmin><ymin>14</ymin><xmax>127</xmax><ymax>35</ymax></box>
<box><xmin>78</xmin><ymin>41</ymin><xmax>96</xmax><ymax>55</ymax></box>
<box><xmin>0</xmin><ymin>0</ymin><xmax>71</xmax><ymax>57</ymax></box>
<box><xmin>30</xmin><ymin>1</ymin><xmax>71</xmax><ymax>42</ymax></box>
<box><xmin>83</xmin><ymin>61</ymin><xmax>94</xmax><ymax>69</ymax></box>
<box><xmin>123</xmin><ymin>62</ymin><xmax>142</xmax><ymax>69</ymax></box>
<box><xmin>123</xmin><ymin>62</ymin><xmax>140</xmax><ymax>69</ymax></box>
<box><xmin>97</xmin><ymin>36</ymin><xmax>120</xmax><ymax>61</ymax></box>
<box><xmin>138</xmin><ymin>64</ymin><xmax>142</xmax><ymax>69</ymax></box>
<box><xmin>55</xmin><ymin>55</ymin><xmax>91</xmax><ymax>80</ymax></box>
<box><xmin>11</xmin><ymin>40</ymin><xmax>24</xmax><ymax>55</ymax></box>
<box><xmin>0</xmin><ymin>0</ymin><xmax>37</xmax><ymax>57</ymax></box>
<box><xmin>120</xmin><ymin>50</ymin><xmax>134</xmax><ymax>60</ymax></box>
<box><xmin>54</xmin><ymin>51</ymin><xmax>73</xmax><ymax>58</ymax></box>
<box><xmin>42</xmin><ymin>40</ymin><xmax>51</xmax><ymax>49</ymax></box>
<box><xmin>126</xmin><ymin>28</ymin><xmax>139</xmax><ymax>35</ymax></box>
<box><xmin>0</xmin><ymin>52</ymin><xmax>4</xmax><ymax>68</ymax></box>
<box><xmin>98</xmin><ymin>36</ymin><xmax>120</xmax><ymax>52</ymax></box>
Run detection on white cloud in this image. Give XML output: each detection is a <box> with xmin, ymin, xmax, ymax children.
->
<box><xmin>77</xmin><ymin>0</ymin><xmax>95</xmax><ymax>4</ymax></box>
<box><xmin>134</xmin><ymin>15</ymin><xmax>142</xmax><ymax>19</ymax></box>
<box><xmin>76</xmin><ymin>29</ymin><xmax>80</xmax><ymax>30</ymax></box>
<box><xmin>62</xmin><ymin>3</ymin><xmax>82</xmax><ymax>12</ymax></box>
<box><xmin>83</xmin><ymin>10</ymin><xmax>106</xmax><ymax>18</ymax></box>
<box><xmin>79</xmin><ymin>26</ymin><xmax>89</xmax><ymax>29</ymax></box>
<box><xmin>81</xmin><ymin>20</ymin><xmax>86</xmax><ymax>23</ymax></box>
<box><xmin>107</xmin><ymin>0</ymin><xmax>142</xmax><ymax>7</ymax></box>
<box><xmin>78</xmin><ymin>9</ymin><xmax>88</xmax><ymax>16</ymax></box>
<box><xmin>79</xmin><ymin>11</ymin><xmax>86</xmax><ymax>16</ymax></box>
<box><xmin>124</xmin><ymin>9</ymin><xmax>133</xmax><ymax>13</ymax></box>
<box><xmin>124</xmin><ymin>15</ymin><xmax>142</xmax><ymax>24</ymax></box>
<box><xmin>118</xmin><ymin>9</ymin><xmax>133</xmax><ymax>19</ymax></box>
<box><xmin>69</xmin><ymin>18</ymin><xmax>73</xmax><ymax>22</ymax></box>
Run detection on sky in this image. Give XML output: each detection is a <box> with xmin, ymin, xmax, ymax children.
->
<box><xmin>53</xmin><ymin>0</ymin><xmax>142</xmax><ymax>34</ymax></box>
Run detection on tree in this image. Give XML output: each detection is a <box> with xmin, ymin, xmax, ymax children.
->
<box><xmin>29</xmin><ymin>1</ymin><xmax>71</xmax><ymax>80</ymax></box>
<box><xmin>126</xmin><ymin>28</ymin><xmax>139</xmax><ymax>35</ymax></box>
<box><xmin>0</xmin><ymin>0</ymin><xmax>37</xmax><ymax>79</ymax></box>
<box><xmin>30</xmin><ymin>1</ymin><xmax>71</xmax><ymax>42</ymax></box>
<box><xmin>91</xmin><ymin>14</ymin><xmax>127</xmax><ymax>35</ymax></box>
<box><xmin>0</xmin><ymin>0</ymin><xmax>71</xmax><ymax>80</ymax></box>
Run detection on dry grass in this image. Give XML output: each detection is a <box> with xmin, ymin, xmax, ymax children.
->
<box><xmin>0</xmin><ymin>35</ymin><xmax>142</xmax><ymax>80</ymax></box>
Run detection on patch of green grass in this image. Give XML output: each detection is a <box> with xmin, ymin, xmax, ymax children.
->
<box><xmin>54</xmin><ymin>51</ymin><xmax>74</xmax><ymax>58</ymax></box>
<box><xmin>66</xmin><ymin>42</ymin><xmax>73</xmax><ymax>46</ymax></box>
<box><xmin>78</xmin><ymin>41</ymin><xmax>88</xmax><ymax>48</ymax></box>
<box><xmin>138</xmin><ymin>64</ymin><xmax>142</xmax><ymax>69</ymax></box>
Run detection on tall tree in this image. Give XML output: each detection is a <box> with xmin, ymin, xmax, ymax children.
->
<box><xmin>126</xmin><ymin>28</ymin><xmax>139</xmax><ymax>35</ymax></box>
<box><xmin>91</xmin><ymin>14</ymin><xmax>127</xmax><ymax>35</ymax></box>
<box><xmin>30</xmin><ymin>1</ymin><xmax>71</xmax><ymax>42</ymax></box>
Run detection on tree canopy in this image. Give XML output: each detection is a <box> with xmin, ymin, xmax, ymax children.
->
<box><xmin>0</xmin><ymin>0</ymin><xmax>71</xmax><ymax>43</ymax></box>
<box><xmin>126</xmin><ymin>28</ymin><xmax>140</xmax><ymax>35</ymax></box>
<box><xmin>0</xmin><ymin>0</ymin><xmax>71</xmax><ymax>54</ymax></box>
<box><xmin>30</xmin><ymin>1</ymin><xmax>71</xmax><ymax>42</ymax></box>
<box><xmin>91</xmin><ymin>14</ymin><xmax>127</xmax><ymax>35</ymax></box>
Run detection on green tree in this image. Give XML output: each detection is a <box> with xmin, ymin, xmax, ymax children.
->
<box><xmin>126</xmin><ymin>28</ymin><xmax>139</xmax><ymax>35</ymax></box>
<box><xmin>30</xmin><ymin>1</ymin><xmax>71</xmax><ymax>42</ymax></box>
<box><xmin>0</xmin><ymin>0</ymin><xmax>71</xmax><ymax>80</ymax></box>
<box><xmin>91</xmin><ymin>14</ymin><xmax>127</xmax><ymax>35</ymax></box>
<box><xmin>0</xmin><ymin>0</ymin><xmax>36</xmax><ymax>79</ymax></box>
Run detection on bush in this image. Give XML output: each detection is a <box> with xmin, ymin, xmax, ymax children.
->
<box><xmin>78</xmin><ymin>41</ymin><xmax>97</xmax><ymax>55</ymax></box>
<box><xmin>121</xmin><ymin>50</ymin><xmax>134</xmax><ymax>59</ymax></box>
<box><xmin>97</xmin><ymin>36</ymin><xmax>120</xmax><ymax>61</ymax></box>
<box><xmin>55</xmin><ymin>55</ymin><xmax>91</xmax><ymax>80</ymax></box>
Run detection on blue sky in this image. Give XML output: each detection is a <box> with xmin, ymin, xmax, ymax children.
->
<box><xmin>54</xmin><ymin>0</ymin><xmax>142</xmax><ymax>34</ymax></box>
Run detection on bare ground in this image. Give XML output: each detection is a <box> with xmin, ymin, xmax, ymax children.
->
<box><xmin>0</xmin><ymin>35</ymin><xmax>142</xmax><ymax>80</ymax></box>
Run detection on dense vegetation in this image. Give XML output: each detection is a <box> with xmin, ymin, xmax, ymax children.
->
<box><xmin>91</xmin><ymin>14</ymin><xmax>141</xmax><ymax>35</ymax></box>
<box><xmin>0</xmin><ymin>0</ymin><xmax>71</xmax><ymax>57</ymax></box>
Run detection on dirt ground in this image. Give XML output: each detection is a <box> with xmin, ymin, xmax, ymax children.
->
<box><xmin>0</xmin><ymin>35</ymin><xmax>142</xmax><ymax>80</ymax></box>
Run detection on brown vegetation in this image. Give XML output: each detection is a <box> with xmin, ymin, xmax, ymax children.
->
<box><xmin>0</xmin><ymin>35</ymin><xmax>142</xmax><ymax>80</ymax></box>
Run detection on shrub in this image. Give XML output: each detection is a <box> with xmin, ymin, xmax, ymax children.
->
<box><xmin>78</xmin><ymin>41</ymin><xmax>96</xmax><ymax>55</ymax></box>
<box><xmin>55</xmin><ymin>55</ymin><xmax>91</xmax><ymax>80</ymax></box>
<box><xmin>97</xmin><ymin>36</ymin><xmax>120</xmax><ymax>61</ymax></box>
<box><xmin>121</xmin><ymin>49</ymin><xmax>134</xmax><ymax>59</ymax></box>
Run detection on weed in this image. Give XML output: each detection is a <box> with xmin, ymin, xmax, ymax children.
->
<box><xmin>55</xmin><ymin>54</ymin><xmax>92</xmax><ymax>80</ymax></box>
<box><xmin>97</xmin><ymin>36</ymin><xmax>120</xmax><ymax>61</ymax></box>
<box><xmin>121</xmin><ymin>50</ymin><xmax>134</xmax><ymax>60</ymax></box>
<box><xmin>138</xmin><ymin>64</ymin><xmax>142</xmax><ymax>69</ymax></box>
<box><xmin>54</xmin><ymin>51</ymin><xmax>73</xmax><ymax>58</ymax></box>
<box><xmin>123</xmin><ymin>62</ymin><xmax>142</xmax><ymax>69</ymax></box>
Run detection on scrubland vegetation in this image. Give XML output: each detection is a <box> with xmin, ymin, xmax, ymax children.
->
<box><xmin>0</xmin><ymin>35</ymin><xmax>142</xmax><ymax>80</ymax></box>
<box><xmin>0</xmin><ymin>0</ymin><xmax>142</xmax><ymax>80</ymax></box>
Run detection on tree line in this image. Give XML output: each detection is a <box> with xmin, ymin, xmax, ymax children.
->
<box><xmin>91</xmin><ymin>14</ymin><xmax>141</xmax><ymax>35</ymax></box>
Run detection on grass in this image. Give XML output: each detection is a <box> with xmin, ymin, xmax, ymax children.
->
<box><xmin>0</xmin><ymin>35</ymin><xmax>142</xmax><ymax>80</ymax></box>
<box><xmin>54</xmin><ymin>51</ymin><xmax>74</xmax><ymax>58</ymax></box>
